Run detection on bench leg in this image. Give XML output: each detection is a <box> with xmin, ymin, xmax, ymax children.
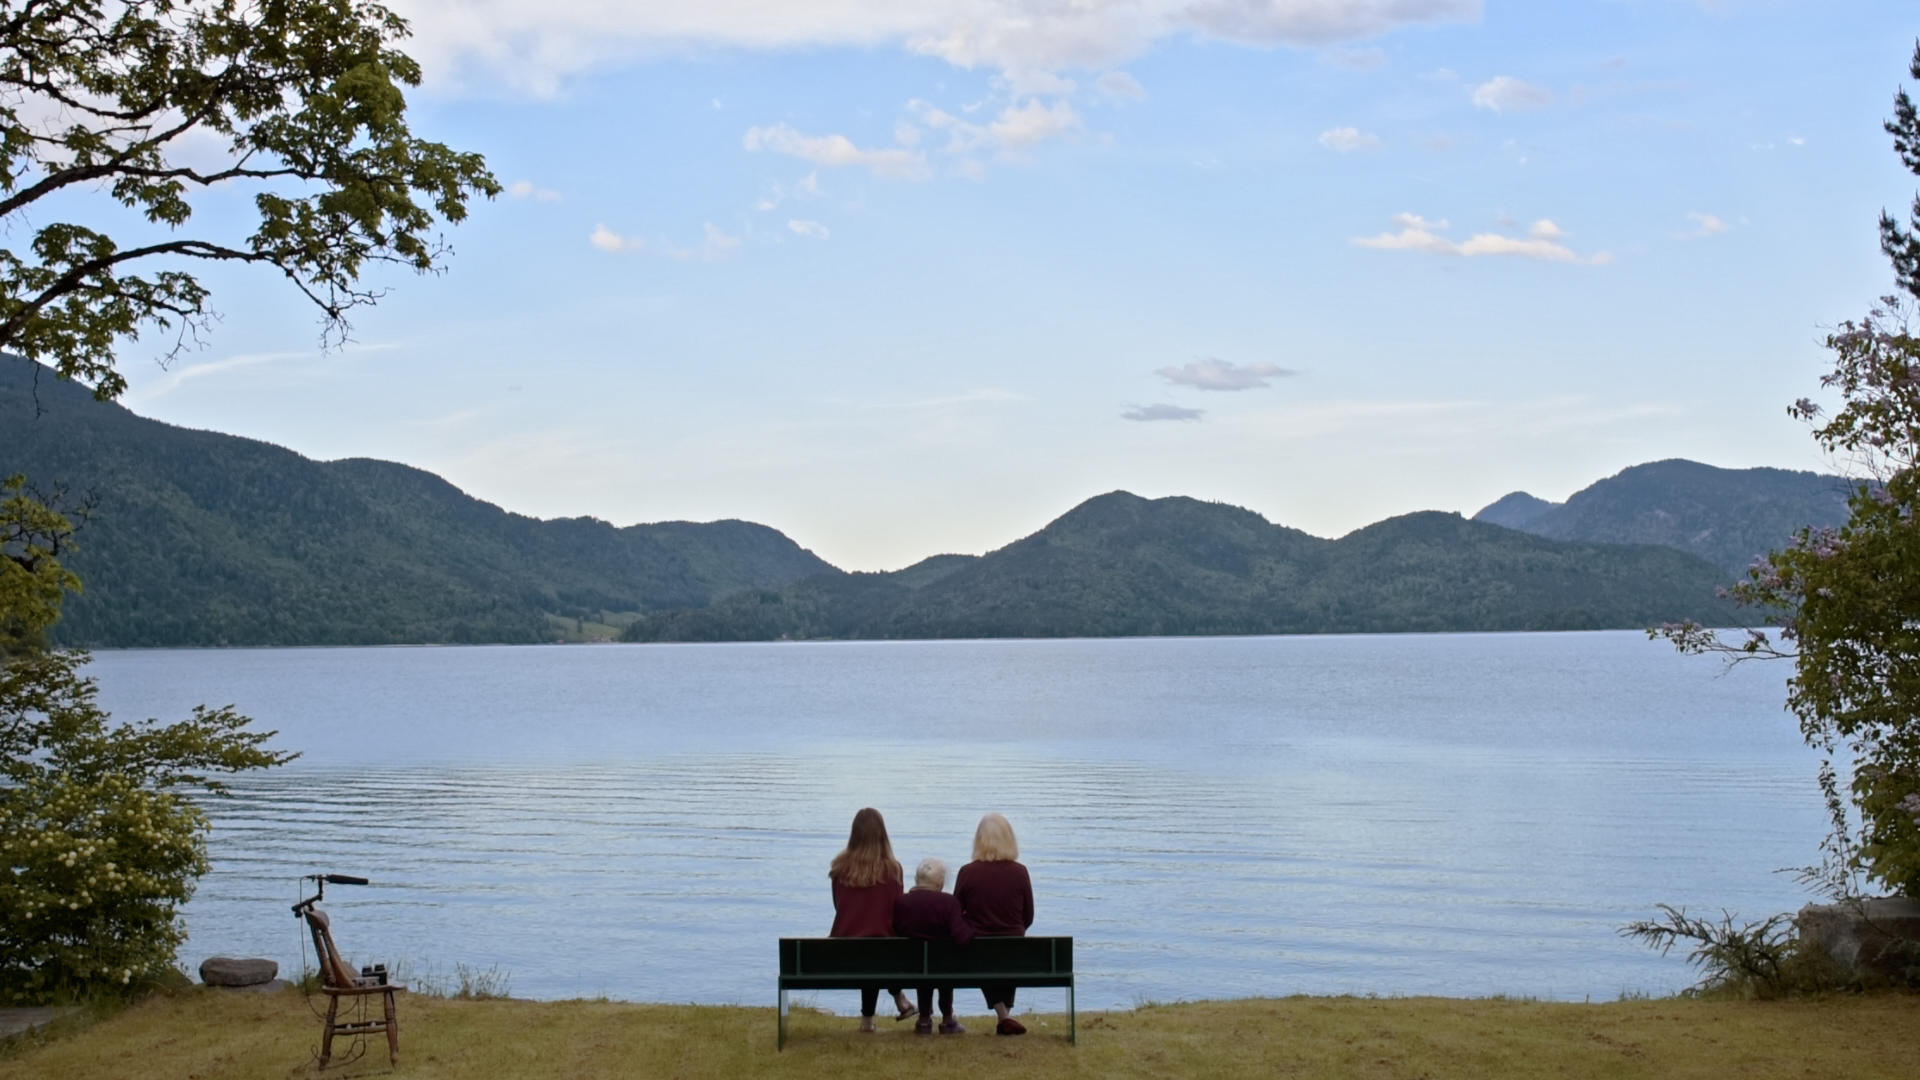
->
<box><xmin>777</xmin><ymin>987</ymin><xmax>787</xmax><ymax>1051</ymax></box>
<box><xmin>1068</xmin><ymin>982</ymin><xmax>1076</xmax><ymax>1045</ymax></box>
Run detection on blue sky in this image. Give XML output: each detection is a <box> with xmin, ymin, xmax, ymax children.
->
<box><xmin>110</xmin><ymin>1</ymin><xmax>1919</xmax><ymax>570</ymax></box>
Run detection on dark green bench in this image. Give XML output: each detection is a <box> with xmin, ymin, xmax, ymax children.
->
<box><xmin>776</xmin><ymin>936</ymin><xmax>1075</xmax><ymax>1048</ymax></box>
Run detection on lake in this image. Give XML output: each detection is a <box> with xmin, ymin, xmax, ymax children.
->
<box><xmin>87</xmin><ymin>631</ymin><xmax>1822</xmax><ymax>1009</ymax></box>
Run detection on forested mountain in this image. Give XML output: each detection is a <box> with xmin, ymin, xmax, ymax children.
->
<box><xmin>1472</xmin><ymin>459</ymin><xmax>1852</xmax><ymax>575</ymax></box>
<box><xmin>2</xmin><ymin>357</ymin><xmax>834</xmax><ymax>646</ymax></box>
<box><xmin>623</xmin><ymin>492</ymin><xmax>1739</xmax><ymax>642</ymax></box>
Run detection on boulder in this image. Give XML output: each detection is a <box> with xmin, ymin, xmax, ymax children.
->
<box><xmin>199</xmin><ymin>956</ymin><xmax>279</xmax><ymax>987</ymax></box>
<box><xmin>1797</xmin><ymin>897</ymin><xmax>1920</xmax><ymax>984</ymax></box>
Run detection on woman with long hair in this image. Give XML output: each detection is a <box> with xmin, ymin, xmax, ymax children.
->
<box><xmin>829</xmin><ymin>807</ymin><xmax>914</xmax><ymax>1030</ymax></box>
<box><xmin>954</xmin><ymin>812</ymin><xmax>1035</xmax><ymax>1036</ymax></box>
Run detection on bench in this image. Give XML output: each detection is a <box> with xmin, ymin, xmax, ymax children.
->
<box><xmin>776</xmin><ymin>936</ymin><xmax>1075</xmax><ymax>1049</ymax></box>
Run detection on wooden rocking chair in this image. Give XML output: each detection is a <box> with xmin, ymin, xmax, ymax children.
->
<box><xmin>301</xmin><ymin>905</ymin><xmax>406</xmax><ymax>1068</ymax></box>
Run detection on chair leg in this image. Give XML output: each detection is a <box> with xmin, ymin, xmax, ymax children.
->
<box><xmin>384</xmin><ymin>990</ymin><xmax>400</xmax><ymax>1065</ymax></box>
<box><xmin>320</xmin><ymin>995</ymin><xmax>340</xmax><ymax>1068</ymax></box>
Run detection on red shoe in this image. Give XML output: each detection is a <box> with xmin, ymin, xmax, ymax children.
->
<box><xmin>914</xmin><ymin>1018</ymin><xmax>933</xmax><ymax>1035</ymax></box>
<box><xmin>939</xmin><ymin>1020</ymin><xmax>966</xmax><ymax>1035</ymax></box>
<box><xmin>995</xmin><ymin>1017</ymin><xmax>1026</xmax><ymax>1036</ymax></box>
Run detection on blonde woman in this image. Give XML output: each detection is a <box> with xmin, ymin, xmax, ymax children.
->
<box><xmin>954</xmin><ymin>812</ymin><xmax>1034</xmax><ymax>1036</ymax></box>
<box><xmin>828</xmin><ymin>807</ymin><xmax>914</xmax><ymax>1030</ymax></box>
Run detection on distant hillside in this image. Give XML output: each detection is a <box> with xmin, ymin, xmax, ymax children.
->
<box><xmin>1</xmin><ymin>357</ymin><xmax>834</xmax><ymax>646</ymax></box>
<box><xmin>624</xmin><ymin>492</ymin><xmax>1739</xmax><ymax>642</ymax></box>
<box><xmin>1472</xmin><ymin>460</ymin><xmax>1852</xmax><ymax>575</ymax></box>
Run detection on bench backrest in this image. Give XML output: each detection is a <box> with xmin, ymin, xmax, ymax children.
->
<box><xmin>779</xmin><ymin>936</ymin><xmax>1072</xmax><ymax>979</ymax></box>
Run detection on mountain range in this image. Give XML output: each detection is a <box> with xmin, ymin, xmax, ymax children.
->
<box><xmin>2</xmin><ymin>356</ymin><xmax>832</xmax><ymax>646</ymax></box>
<box><xmin>3</xmin><ymin>354</ymin><xmax>1853</xmax><ymax>646</ymax></box>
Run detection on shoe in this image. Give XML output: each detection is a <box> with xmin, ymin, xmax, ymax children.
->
<box><xmin>858</xmin><ymin>1017</ymin><xmax>876</xmax><ymax>1034</ymax></box>
<box><xmin>995</xmin><ymin>1017</ymin><xmax>1026</xmax><ymax>1036</ymax></box>
<box><xmin>914</xmin><ymin>1018</ymin><xmax>933</xmax><ymax>1036</ymax></box>
<box><xmin>939</xmin><ymin>1020</ymin><xmax>966</xmax><ymax>1035</ymax></box>
<box><xmin>894</xmin><ymin>1002</ymin><xmax>918</xmax><ymax>1022</ymax></box>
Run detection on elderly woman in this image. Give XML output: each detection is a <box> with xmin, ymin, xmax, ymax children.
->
<box><xmin>828</xmin><ymin>807</ymin><xmax>915</xmax><ymax>1031</ymax></box>
<box><xmin>954</xmin><ymin>812</ymin><xmax>1034</xmax><ymax>1036</ymax></box>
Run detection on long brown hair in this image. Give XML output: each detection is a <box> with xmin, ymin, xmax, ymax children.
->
<box><xmin>829</xmin><ymin>807</ymin><xmax>902</xmax><ymax>888</ymax></box>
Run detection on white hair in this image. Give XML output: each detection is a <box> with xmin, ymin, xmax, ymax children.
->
<box><xmin>914</xmin><ymin>857</ymin><xmax>948</xmax><ymax>889</ymax></box>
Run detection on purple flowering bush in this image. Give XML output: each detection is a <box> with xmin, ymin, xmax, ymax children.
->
<box><xmin>1653</xmin><ymin>43</ymin><xmax>1920</xmax><ymax>900</ymax></box>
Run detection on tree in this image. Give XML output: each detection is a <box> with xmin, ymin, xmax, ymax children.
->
<box><xmin>1</xmin><ymin>0</ymin><xmax>500</xmax><ymax>400</ymax></box>
<box><xmin>0</xmin><ymin>0</ymin><xmax>493</xmax><ymax>1000</ymax></box>
<box><xmin>1657</xmin><ymin>41</ymin><xmax>1920</xmax><ymax>899</ymax></box>
<box><xmin>1</xmin><ymin>476</ymin><xmax>296</xmax><ymax>1001</ymax></box>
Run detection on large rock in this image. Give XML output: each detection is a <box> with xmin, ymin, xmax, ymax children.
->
<box><xmin>199</xmin><ymin>956</ymin><xmax>278</xmax><ymax>987</ymax></box>
<box><xmin>1797</xmin><ymin>897</ymin><xmax>1920</xmax><ymax>984</ymax></box>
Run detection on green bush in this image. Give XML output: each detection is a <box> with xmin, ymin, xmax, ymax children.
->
<box><xmin>1</xmin><ymin>477</ymin><xmax>294</xmax><ymax>1002</ymax></box>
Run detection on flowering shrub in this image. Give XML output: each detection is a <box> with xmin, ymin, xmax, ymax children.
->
<box><xmin>1</xmin><ymin>477</ymin><xmax>294</xmax><ymax>1002</ymax></box>
<box><xmin>1654</xmin><ymin>43</ymin><xmax>1920</xmax><ymax>899</ymax></box>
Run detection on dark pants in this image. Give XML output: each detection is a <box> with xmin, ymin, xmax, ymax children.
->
<box><xmin>859</xmin><ymin>986</ymin><xmax>904</xmax><ymax>1017</ymax></box>
<box><xmin>915</xmin><ymin>986</ymin><xmax>955</xmax><ymax>1019</ymax></box>
<box><xmin>980</xmin><ymin>983</ymin><xmax>1017</xmax><ymax>1011</ymax></box>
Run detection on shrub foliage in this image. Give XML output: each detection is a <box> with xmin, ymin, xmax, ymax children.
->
<box><xmin>1</xmin><ymin>476</ymin><xmax>294</xmax><ymax>1002</ymax></box>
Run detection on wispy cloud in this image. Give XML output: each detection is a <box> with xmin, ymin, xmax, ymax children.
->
<box><xmin>789</xmin><ymin>219</ymin><xmax>830</xmax><ymax>239</ymax></box>
<box><xmin>666</xmin><ymin>223</ymin><xmax>742</xmax><ymax>261</ymax></box>
<box><xmin>1353</xmin><ymin>213</ymin><xmax>1611</xmax><ymax>264</ymax></box>
<box><xmin>1318</xmin><ymin>126</ymin><xmax>1381</xmax><ymax>152</ymax></box>
<box><xmin>1122</xmin><ymin>403</ymin><xmax>1205</xmax><ymax>422</ymax></box>
<box><xmin>397</xmin><ymin>0</ymin><xmax>1483</xmax><ymax>96</ymax></box>
<box><xmin>1684</xmin><ymin>211</ymin><xmax>1728</xmax><ymax>238</ymax></box>
<box><xmin>508</xmin><ymin>179</ymin><xmax>563</xmax><ymax>201</ymax></box>
<box><xmin>130</xmin><ymin>350</ymin><xmax>306</xmax><ymax>400</ymax></box>
<box><xmin>1157</xmin><ymin>358</ymin><xmax>1296</xmax><ymax>391</ymax></box>
<box><xmin>1472</xmin><ymin>75</ymin><xmax>1553</xmax><ymax>112</ymax></box>
<box><xmin>590</xmin><ymin>224</ymin><xmax>643</xmax><ymax>252</ymax></box>
<box><xmin>1322</xmin><ymin>45</ymin><xmax>1387</xmax><ymax>70</ymax></box>
<box><xmin>910</xmin><ymin>98</ymin><xmax>1083</xmax><ymax>157</ymax></box>
<box><xmin>743</xmin><ymin>123</ymin><xmax>930</xmax><ymax>179</ymax></box>
<box><xmin>1096</xmin><ymin>70</ymin><xmax>1147</xmax><ymax>100</ymax></box>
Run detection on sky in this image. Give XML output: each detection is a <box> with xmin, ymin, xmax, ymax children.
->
<box><xmin>96</xmin><ymin>1</ymin><xmax>1920</xmax><ymax>571</ymax></box>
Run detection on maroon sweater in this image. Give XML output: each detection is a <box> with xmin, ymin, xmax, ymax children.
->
<box><xmin>954</xmin><ymin>860</ymin><xmax>1033</xmax><ymax>937</ymax></box>
<box><xmin>893</xmin><ymin>888</ymin><xmax>976</xmax><ymax>944</ymax></box>
<box><xmin>830</xmin><ymin>873</ymin><xmax>902</xmax><ymax>937</ymax></box>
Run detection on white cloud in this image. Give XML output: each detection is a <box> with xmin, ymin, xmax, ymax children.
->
<box><xmin>667</xmin><ymin>223</ymin><xmax>742</xmax><ymax>261</ymax></box>
<box><xmin>1353</xmin><ymin>213</ymin><xmax>1611</xmax><ymax>263</ymax></box>
<box><xmin>590</xmin><ymin>223</ymin><xmax>643</xmax><ymax>252</ymax></box>
<box><xmin>909</xmin><ymin>98</ymin><xmax>1082</xmax><ymax>158</ymax></box>
<box><xmin>389</xmin><ymin>0</ymin><xmax>1484</xmax><ymax>95</ymax></box>
<box><xmin>743</xmin><ymin>123</ymin><xmax>930</xmax><ymax>179</ymax></box>
<box><xmin>1686</xmin><ymin>211</ymin><xmax>1728</xmax><ymax>237</ymax></box>
<box><xmin>1001</xmin><ymin>69</ymin><xmax>1077</xmax><ymax>97</ymax></box>
<box><xmin>1318</xmin><ymin>126</ymin><xmax>1381</xmax><ymax>152</ymax></box>
<box><xmin>1095</xmin><ymin>70</ymin><xmax>1147</xmax><ymax>100</ymax></box>
<box><xmin>508</xmin><ymin>179</ymin><xmax>563</xmax><ymax>201</ymax></box>
<box><xmin>1471</xmin><ymin>75</ymin><xmax>1553</xmax><ymax>112</ymax></box>
<box><xmin>789</xmin><ymin>219</ymin><xmax>830</xmax><ymax>239</ymax></box>
<box><xmin>1122</xmin><ymin>402</ymin><xmax>1206</xmax><ymax>422</ymax></box>
<box><xmin>989</xmin><ymin>98</ymin><xmax>1082</xmax><ymax>148</ymax></box>
<box><xmin>1157</xmin><ymin>358</ymin><xmax>1297</xmax><ymax>391</ymax></box>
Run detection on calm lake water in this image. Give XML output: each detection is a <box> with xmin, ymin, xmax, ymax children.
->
<box><xmin>88</xmin><ymin>631</ymin><xmax>1822</xmax><ymax>1009</ymax></box>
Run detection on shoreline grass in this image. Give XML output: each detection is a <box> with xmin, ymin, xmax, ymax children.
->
<box><xmin>3</xmin><ymin>989</ymin><xmax>1918</xmax><ymax>1079</ymax></box>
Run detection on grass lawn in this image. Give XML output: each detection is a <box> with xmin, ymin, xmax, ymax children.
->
<box><xmin>4</xmin><ymin>990</ymin><xmax>1917</xmax><ymax>1079</ymax></box>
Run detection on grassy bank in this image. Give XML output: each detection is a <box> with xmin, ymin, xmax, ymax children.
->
<box><xmin>5</xmin><ymin>990</ymin><xmax>1919</xmax><ymax>1079</ymax></box>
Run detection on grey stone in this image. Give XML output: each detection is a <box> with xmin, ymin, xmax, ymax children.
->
<box><xmin>199</xmin><ymin>956</ymin><xmax>279</xmax><ymax>987</ymax></box>
<box><xmin>215</xmin><ymin>978</ymin><xmax>292</xmax><ymax>994</ymax></box>
<box><xmin>1797</xmin><ymin>897</ymin><xmax>1920</xmax><ymax>984</ymax></box>
<box><xmin>0</xmin><ymin>1007</ymin><xmax>71</xmax><ymax>1041</ymax></box>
